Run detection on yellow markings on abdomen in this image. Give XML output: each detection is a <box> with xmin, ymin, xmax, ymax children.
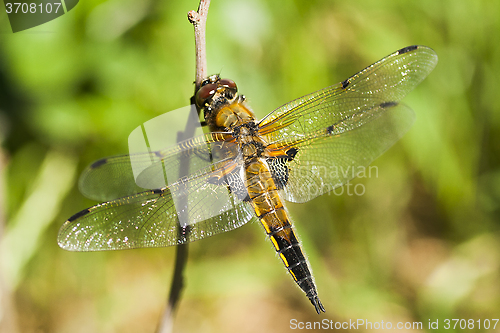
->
<box><xmin>258</xmin><ymin>205</ymin><xmax>305</xmax><ymax>284</ymax></box>
<box><xmin>245</xmin><ymin>158</ymin><xmax>310</xmax><ymax>284</ymax></box>
<box><xmin>245</xmin><ymin>156</ymin><xmax>323</xmax><ymax>312</ymax></box>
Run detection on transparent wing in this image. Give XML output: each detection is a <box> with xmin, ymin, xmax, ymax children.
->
<box><xmin>261</xmin><ymin>45</ymin><xmax>437</xmax><ymax>203</ymax></box>
<box><xmin>58</xmin><ymin>158</ymin><xmax>257</xmax><ymax>251</ymax></box>
<box><xmin>259</xmin><ymin>45</ymin><xmax>438</xmax><ymax>143</ymax></box>
<box><xmin>79</xmin><ymin>131</ymin><xmax>232</xmax><ymax>202</ymax></box>
<box><xmin>270</xmin><ymin>102</ymin><xmax>414</xmax><ymax>203</ymax></box>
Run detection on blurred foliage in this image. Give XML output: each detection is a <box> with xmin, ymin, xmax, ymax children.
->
<box><xmin>0</xmin><ymin>0</ymin><xmax>499</xmax><ymax>332</ymax></box>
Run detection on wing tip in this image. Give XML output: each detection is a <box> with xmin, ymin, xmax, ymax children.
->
<box><xmin>398</xmin><ymin>45</ymin><xmax>438</xmax><ymax>65</ymax></box>
<box><xmin>57</xmin><ymin>231</ymin><xmax>81</xmax><ymax>252</ymax></box>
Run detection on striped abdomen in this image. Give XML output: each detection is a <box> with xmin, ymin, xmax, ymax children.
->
<box><xmin>244</xmin><ymin>158</ymin><xmax>325</xmax><ymax>313</ymax></box>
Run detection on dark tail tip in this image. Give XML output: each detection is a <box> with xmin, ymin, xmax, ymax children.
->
<box><xmin>310</xmin><ymin>296</ymin><xmax>326</xmax><ymax>314</ymax></box>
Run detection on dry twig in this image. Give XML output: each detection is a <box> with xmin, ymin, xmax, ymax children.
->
<box><xmin>156</xmin><ymin>1</ymin><xmax>210</xmax><ymax>332</ymax></box>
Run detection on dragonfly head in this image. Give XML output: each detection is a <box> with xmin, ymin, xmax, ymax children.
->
<box><xmin>196</xmin><ymin>74</ymin><xmax>238</xmax><ymax>118</ymax></box>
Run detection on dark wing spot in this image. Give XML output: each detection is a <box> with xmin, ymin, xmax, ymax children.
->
<box><xmin>326</xmin><ymin>125</ymin><xmax>334</xmax><ymax>134</ymax></box>
<box><xmin>398</xmin><ymin>45</ymin><xmax>418</xmax><ymax>55</ymax></box>
<box><xmin>152</xmin><ymin>188</ymin><xmax>166</xmax><ymax>195</ymax></box>
<box><xmin>341</xmin><ymin>79</ymin><xmax>350</xmax><ymax>89</ymax></box>
<box><xmin>380</xmin><ymin>101</ymin><xmax>398</xmax><ymax>109</ymax></box>
<box><xmin>67</xmin><ymin>208</ymin><xmax>91</xmax><ymax>222</ymax></box>
<box><xmin>286</xmin><ymin>148</ymin><xmax>298</xmax><ymax>160</ymax></box>
<box><xmin>90</xmin><ymin>158</ymin><xmax>107</xmax><ymax>169</ymax></box>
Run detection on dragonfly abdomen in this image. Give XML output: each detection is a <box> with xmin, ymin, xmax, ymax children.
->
<box><xmin>245</xmin><ymin>159</ymin><xmax>325</xmax><ymax>313</ymax></box>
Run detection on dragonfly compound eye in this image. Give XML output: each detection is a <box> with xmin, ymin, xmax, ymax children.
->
<box><xmin>196</xmin><ymin>83</ymin><xmax>218</xmax><ymax>107</ymax></box>
<box><xmin>219</xmin><ymin>78</ymin><xmax>237</xmax><ymax>91</ymax></box>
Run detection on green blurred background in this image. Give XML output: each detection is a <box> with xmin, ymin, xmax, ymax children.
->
<box><xmin>1</xmin><ymin>0</ymin><xmax>499</xmax><ymax>332</ymax></box>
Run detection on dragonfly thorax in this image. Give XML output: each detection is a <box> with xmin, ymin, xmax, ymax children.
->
<box><xmin>233</xmin><ymin>122</ymin><xmax>266</xmax><ymax>158</ymax></box>
<box><xmin>211</xmin><ymin>100</ymin><xmax>255</xmax><ymax>131</ymax></box>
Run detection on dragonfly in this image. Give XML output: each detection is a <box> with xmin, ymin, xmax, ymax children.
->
<box><xmin>58</xmin><ymin>45</ymin><xmax>438</xmax><ymax>313</ymax></box>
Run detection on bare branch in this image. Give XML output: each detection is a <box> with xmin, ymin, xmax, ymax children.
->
<box><xmin>189</xmin><ymin>0</ymin><xmax>210</xmax><ymax>89</ymax></box>
<box><xmin>156</xmin><ymin>2</ymin><xmax>211</xmax><ymax>332</ymax></box>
